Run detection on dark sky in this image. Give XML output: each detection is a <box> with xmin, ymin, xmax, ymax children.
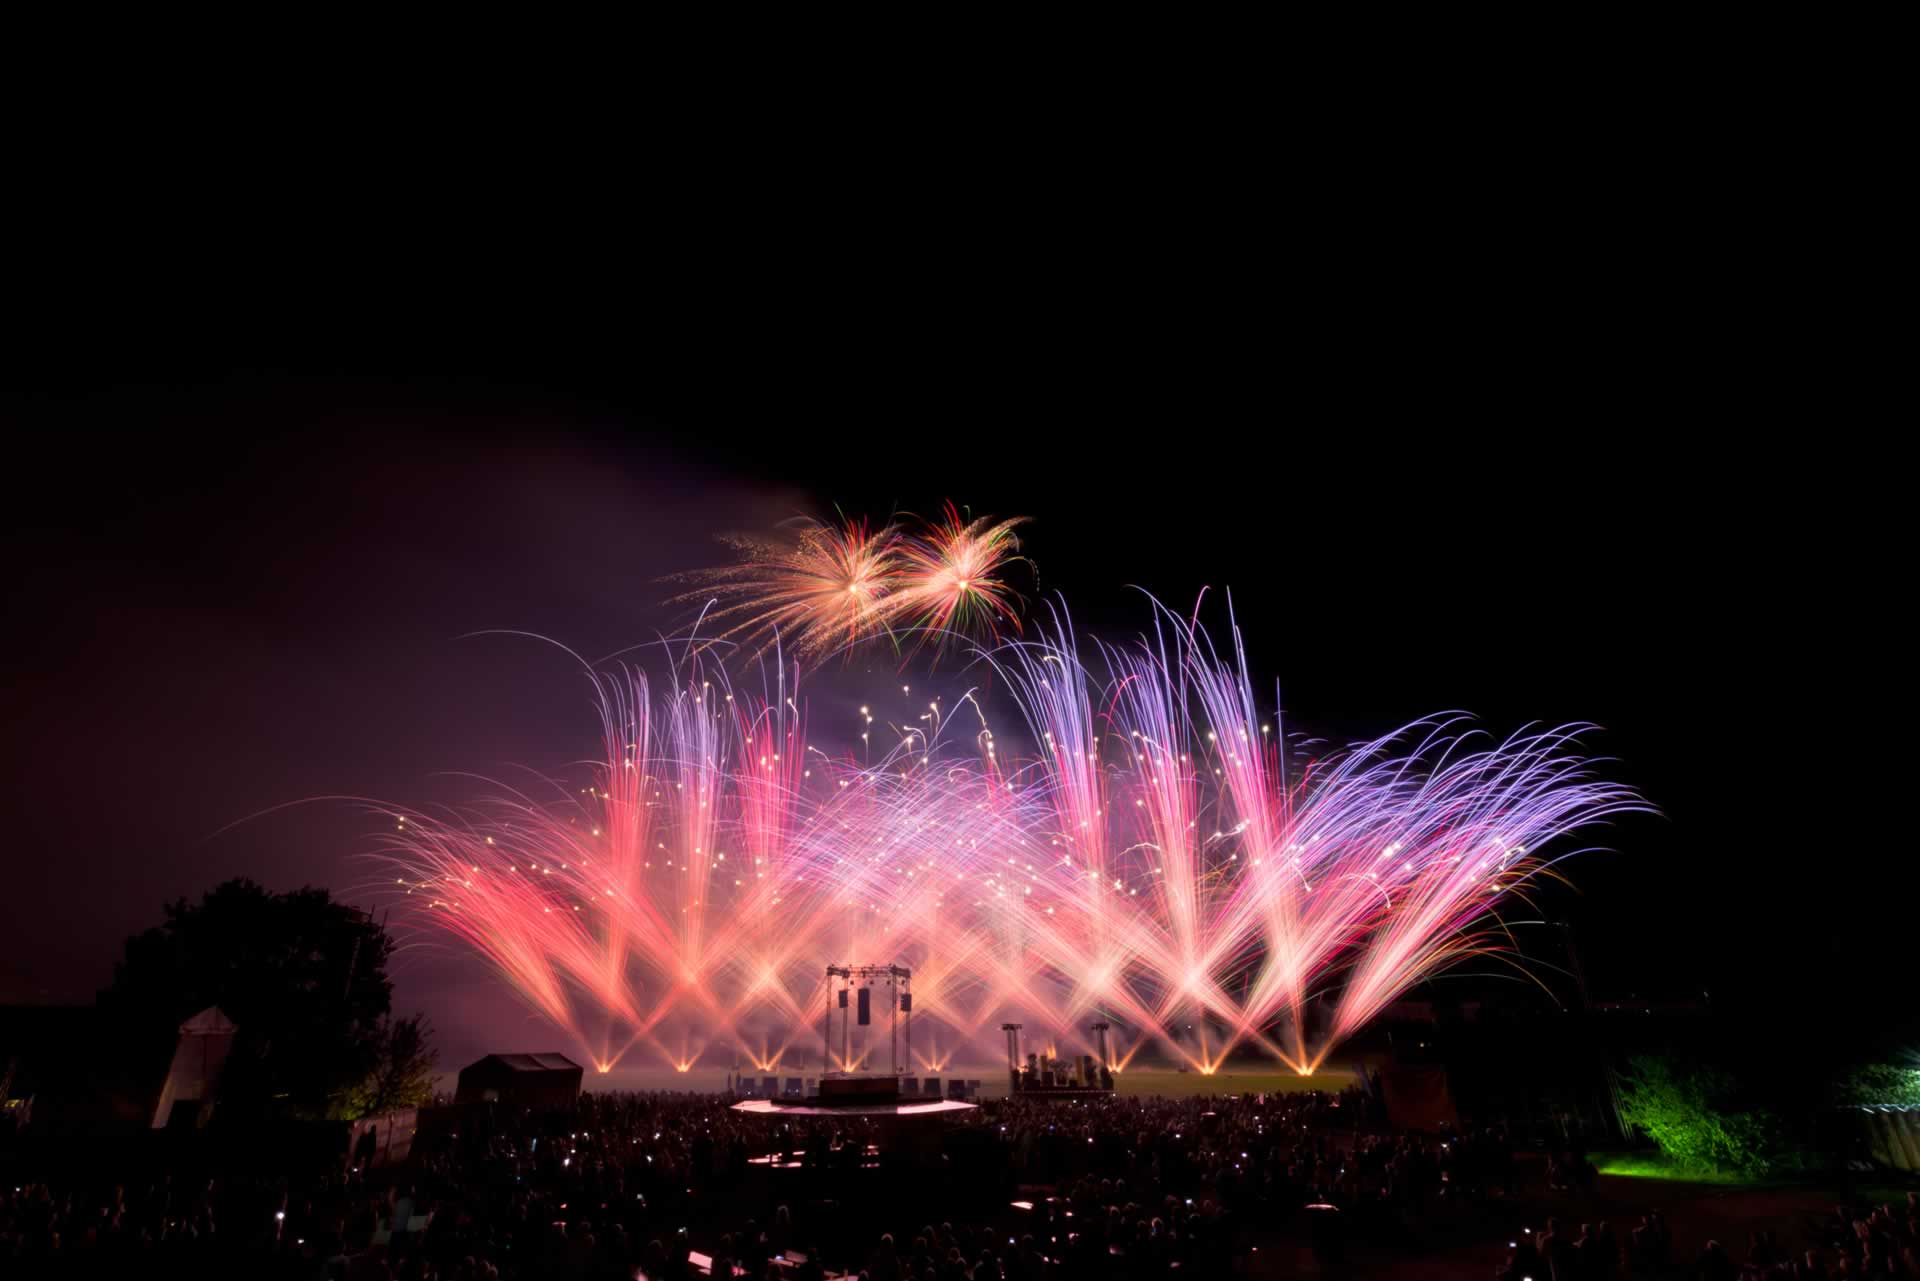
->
<box><xmin>1</xmin><ymin>289</ymin><xmax>1896</xmax><ymax>1066</ymax></box>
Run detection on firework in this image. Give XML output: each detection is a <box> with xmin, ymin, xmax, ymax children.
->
<box><xmin>673</xmin><ymin>506</ymin><xmax>1027</xmax><ymax>666</ymax></box>
<box><xmin>666</xmin><ymin>515</ymin><xmax>900</xmax><ymax>665</ymax></box>
<box><xmin>887</xmin><ymin>503</ymin><xmax>1028</xmax><ymax>653</ymax></box>
<box><xmin>376</xmin><ymin>601</ymin><xmax>1647</xmax><ymax>1076</ymax></box>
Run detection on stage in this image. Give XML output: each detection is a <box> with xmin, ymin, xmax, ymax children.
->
<box><xmin>558</xmin><ymin>1062</ymin><xmax>1360</xmax><ymax>1098</ymax></box>
<box><xmin>730</xmin><ymin>1097</ymin><xmax>977</xmax><ymax>1119</ymax></box>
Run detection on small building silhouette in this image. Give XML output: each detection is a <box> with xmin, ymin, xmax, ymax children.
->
<box><xmin>454</xmin><ymin>1053</ymin><xmax>583</xmax><ymax>1111</ymax></box>
<box><xmin>152</xmin><ymin>1006</ymin><xmax>238</xmax><ymax>1128</ymax></box>
<box><xmin>1</xmin><ymin>1004</ymin><xmax>237</xmax><ymax>1134</ymax></box>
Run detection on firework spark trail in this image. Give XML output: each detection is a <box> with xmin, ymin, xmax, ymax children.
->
<box><xmin>588</xmin><ymin>666</ymin><xmax>652</xmax><ymax>1019</ymax></box>
<box><xmin>982</xmin><ymin>612</ymin><xmax>1188</xmax><ymax>1060</ymax></box>
<box><xmin>1107</xmin><ymin>626</ymin><xmax>1287</xmax><ymax>1063</ymax></box>
<box><xmin>1318</xmin><ymin>724</ymin><xmax>1644</xmax><ymax>1059</ymax></box>
<box><xmin>375</xmin><ymin>601</ymin><xmax>1651</xmax><ymax>1075</ymax></box>
<box><xmin>375</xmin><ymin>814</ymin><xmax>575</xmax><ymax>1028</ymax></box>
<box><xmin>1183</xmin><ymin>602</ymin><xmax>1315</xmax><ymax>1068</ymax></box>
<box><xmin>666</xmin><ymin>672</ymin><xmax>724</xmax><ymax>978</ymax></box>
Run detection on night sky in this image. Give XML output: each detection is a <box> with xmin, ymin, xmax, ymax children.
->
<box><xmin>2</xmin><ymin>317</ymin><xmax>1895</xmax><ymax>1067</ymax></box>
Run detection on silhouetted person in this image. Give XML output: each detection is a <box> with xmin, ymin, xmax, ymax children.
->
<box><xmin>1594</xmin><ymin>1219</ymin><xmax>1619</xmax><ymax>1278</ymax></box>
<box><xmin>1509</xmin><ymin>1232</ymin><xmax>1542</xmax><ymax>1278</ymax></box>
<box><xmin>867</xmin><ymin>1232</ymin><xmax>901</xmax><ymax>1281</ymax></box>
<box><xmin>1541</xmin><ymin>1218</ymin><xmax>1574</xmax><ymax>1279</ymax></box>
<box><xmin>1695</xmin><ymin>1239</ymin><xmax>1737</xmax><ymax>1281</ymax></box>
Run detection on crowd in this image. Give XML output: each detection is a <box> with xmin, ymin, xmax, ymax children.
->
<box><xmin>1488</xmin><ymin>1192</ymin><xmax>1920</xmax><ymax>1279</ymax></box>
<box><xmin>4</xmin><ymin>1086</ymin><xmax>1916</xmax><ymax>1279</ymax></box>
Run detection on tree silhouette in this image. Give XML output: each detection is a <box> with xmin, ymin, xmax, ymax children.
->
<box><xmin>102</xmin><ymin>878</ymin><xmax>397</xmax><ymax>1119</ymax></box>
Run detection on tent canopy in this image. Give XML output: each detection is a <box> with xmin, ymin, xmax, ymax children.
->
<box><xmin>470</xmin><ymin>1052</ymin><xmax>577</xmax><ymax>1073</ymax></box>
<box><xmin>455</xmin><ymin>1052</ymin><xmax>584</xmax><ymax>1109</ymax></box>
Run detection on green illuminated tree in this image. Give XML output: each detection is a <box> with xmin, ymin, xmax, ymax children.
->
<box><xmin>1616</xmin><ymin>1054</ymin><xmax>1779</xmax><ymax>1179</ymax></box>
<box><xmin>338</xmin><ymin>1014</ymin><xmax>438</xmax><ymax>1119</ymax></box>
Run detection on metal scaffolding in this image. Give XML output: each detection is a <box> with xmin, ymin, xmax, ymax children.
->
<box><xmin>824</xmin><ymin>964</ymin><xmax>912</xmax><ymax>1077</ymax></box>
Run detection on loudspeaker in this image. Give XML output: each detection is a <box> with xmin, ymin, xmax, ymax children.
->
<box><xmin>899</xmin><ymin>993</ymin><xmax>912</xmax><ymax>1012</ymax></box>
<box><xmin>857</xmin><ymin>987</ymin><xmax>871</xmax><ymax>1025</ymax></box>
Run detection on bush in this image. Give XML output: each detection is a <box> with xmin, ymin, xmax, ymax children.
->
<box><xmin>336</xmin><ymin>1014</ymin><xmax>439</xmax><ymax>1120</ymax></box>
<box><xmin>1616</xmin><ymin>1054</ymin><xmax>1780</xmax><ymax>1179</ymax></box>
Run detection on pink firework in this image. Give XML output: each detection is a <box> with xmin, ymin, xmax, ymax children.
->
<box><xmin>375</xmin><ymin>601</ymin><xmax>1648</xmax><ymax>1076</ymax></box>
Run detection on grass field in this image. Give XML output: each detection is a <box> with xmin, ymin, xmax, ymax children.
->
<box><xmin>1591</xmin><ymin>1150</ymin><xmax>1756</xmax><ymax>1185</ymax></box>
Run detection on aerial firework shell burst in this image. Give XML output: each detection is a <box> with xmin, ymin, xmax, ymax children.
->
<box><xmin>889</xmin><ymin>505</ymin><xmax>1027</xmax><ymax>654</ymax></box>
<box><xmin>670</xmin><ymin>505</ymin><xmax>1028</xmax><ymax>665</ymax></box>
<box><xmin>376</xmin><ymin>593</ymin><xmax>1649</xmax><ymax>1077</ymax></box>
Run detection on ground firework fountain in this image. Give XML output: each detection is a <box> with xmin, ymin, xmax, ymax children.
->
<box><xmin>376</xmin><ymin>511</ymin><xmax>1649</xmax><ymax>1078</ymax></box>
